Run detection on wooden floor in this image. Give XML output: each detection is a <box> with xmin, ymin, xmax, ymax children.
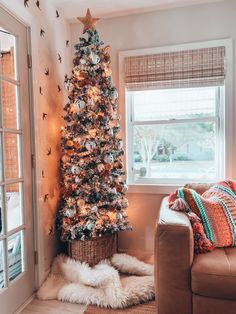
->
<box><xmin>20</xmin><ymin>299</ymin><xmax>157</xmax><ymax>314</ymax></box>
<box><xmin>20</xmin><ymin>299</ymin><xmax>87</xmax><ymax>314</ymax></box>
<box><xmin>85</xmin><ymin>301</ymin><xmax>157</xmax><ymax>314</ymax></box>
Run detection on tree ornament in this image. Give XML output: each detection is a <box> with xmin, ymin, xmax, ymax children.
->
<box><xmin>66</xmin><ymin>140</ymin><xmax>74</xmax><ymax>147</ymax></box>
<box><xmin>62</xmin><ymin>154</ymin><xmax>70</xmax><ymax>163</ymax></box>
<box><xmin>65</xmin><ymin>207</ymin><xmax>76</xmax><ymax>218</ymax></box>
<box><xmin>77</xmin><ymin>199</ymin><xmax>85</xmax><ymax>207</ymax></box>
<box><xmin>110</xmin><ymin>87</ymin><xmax>118</xmax><ymax>100</ymax></box>
<box><xmin>77</xmin><ymin>8</ymin><xmax>100</xmax><ymax>34</ymax></box>
<box><xmin>117</xmin><ymin>139</ymin><xmax>123</xmax><ymax>149</ymax></box>
<box><xmin>71</xmin><ymin>165</ymin><xmax>80</xmax><ymax>174</ymax></box>
<box><xmin>97</xmin><ymin>163</ymin><xmax>105</xmax><ymax>172</ymax></box>
<box><xmin>86</xmin><ymin>220</ymin><xmax>95</xmax><ymax>231</ymax></box>
<box><xmin>75</xmin><ymin>176</ymin><xmax>80</xmax><ymax>183</ymax></box>
<box><xmin>104</xmin><ymin>153</ymin><xmax>114</xmax><ymax>164</ymax></box>
<box><xmin>80</xmin><ymin>58</ymin><xmax>87</xmax><ymax>65</ymax></box>
<box><xmin>67</xmin><ymin>197</ymin><xmax>76</xmax><ymax>205</ymax></box>
<box><xmin>117</xmin><ymin>213</ymin><xmax>123</xmax><ymax>221</ymax></box>
<box><xmin>121</xmin><ymin>198</ymin><xmax>129</xmax><ymax>208</ymax></box>
<box><xmin>72</xmin><ymin>100</ymin><xmax>85</xmax><ymax>111</ymax></box>
<box><xmin>88</xmin><ymin>128</ymin><xmax>96</xmax><ymax>137</ymax></box>
<box><xmin>85</xmin><ymin>139</ymin><xmax>96</xmax><ymax>151</ymax></box>
<box><xmin>89</xmin><ymin>51</ymin><xmax>100</xmax><ymax>64</ymax></box>
<box><xmin>91</xmin><ymin>206</ymin><xmax>98</xmax><ymax>213</ymax></box>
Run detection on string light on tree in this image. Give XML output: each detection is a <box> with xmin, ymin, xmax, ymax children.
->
<box><xmin>58</xmin><ymin>9</ymin><xmax>131</xmax><ymax>241</ymax></box>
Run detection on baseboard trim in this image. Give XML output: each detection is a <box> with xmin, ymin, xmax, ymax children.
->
<box><xmin>15</xmin><ymin>294</ymin><xmax>35</xmax><ymax>314</ymax></box>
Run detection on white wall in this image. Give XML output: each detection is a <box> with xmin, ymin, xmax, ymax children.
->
<box><xmin>71</xmin><ymin>0</ymin><xmax>236</xmax><ymax>254</ymax></box>
<box><xmin>0</xmin><ymin>0</ymin><xmax>71</xmax><ymax>284</ymax></box>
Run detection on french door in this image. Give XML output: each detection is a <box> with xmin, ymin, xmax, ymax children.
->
<box><xmin>0</xmin><ymin>6</ymin><xmax>35</xmax><ymax>314</ymax></box>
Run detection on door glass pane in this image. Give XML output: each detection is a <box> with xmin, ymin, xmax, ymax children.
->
<box><xmin>0</xmin><ymin>133</ymin><xmax>3</xmax><ymax>181</ymax></box>
<box><xmin>4</xmin><ymin>133</ymin><xmax>21</xmax><ymax>180</ymax></box>
<box><xmin>2</xmin><ymin>80</ymin><xmax>20</xmax><ymax>129</ymax></box>
<box><xmin>8</xmin><ymin>231</ymin><xmax>23</xmax><ymax>282</ymax></box>
<box><xmin>0</xmin><ymin>187</ymin><xmax>3</xmax><ymax>235</ymax></box>
<box><xmin>133</xmin><ymin>121</ymin><xmax>217</xmax><ymax>181</ymax></box>
<box><xmin>6</xmin><ymin>183</ymin><xmax>22</xmax><ymax>232</ymax></box>
<box><xmin>0</xmin><ymin>241</ymin><xmax>4</xmax><ymax>288</ymax></box>
<box><xmin>0</xmin><ymin>27</ymin><xmax>17</xmax><ymax>80</ymax></box>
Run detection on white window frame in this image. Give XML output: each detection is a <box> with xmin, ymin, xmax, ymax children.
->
<box><xmin>118</xmin><ymin>39</ymin><xmax>233</xmax><ymax>194</ymax></box>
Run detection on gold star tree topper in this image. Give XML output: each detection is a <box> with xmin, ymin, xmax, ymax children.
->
<box><xmin>77</xmin><ymin>9</ymin><xmax>100</xmax><ymax>34</ymax></box>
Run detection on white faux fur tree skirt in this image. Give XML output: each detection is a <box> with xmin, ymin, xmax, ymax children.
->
<box><xmin>37</xmin><ymin>254</ymin><xmax>155</xmax><ymax>309</ymax></box>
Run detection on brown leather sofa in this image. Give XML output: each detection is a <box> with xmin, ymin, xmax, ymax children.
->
<box><xmin>155</xmin><ymin>196</ymin><xmax>236</xmax><ymax>314</ymax></box>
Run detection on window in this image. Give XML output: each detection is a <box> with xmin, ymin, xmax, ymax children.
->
<box><xmin>121</xmin><ymin>41</ymin><xmax>233</xmax><ymax>187</ymax></box>
<box><xmin>126</xmin><ymin>86</ymin><xmax>223</xmax><ymax>184</ymax></box>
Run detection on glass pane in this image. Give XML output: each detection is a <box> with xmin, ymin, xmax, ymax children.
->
<box><xmin>0</xmin><ymin>27</ymin><xmax>17</xmax><ymax>80</ymax></box>
<box><xmin>0</xmin><ymin>133</ymin><xmax>3</xmax><ymax>180</ymax></box>
<box><xmin>0</xmin><ymin>187</ymin><xmax>3</xmax><ymax>235</ymax></box>
<box><xmin>133</xmin><ymin>122</ymin><xmax>217</xmax><ymax>181</ymax></box>
<box><xmin>8</xmin><ymin>231</ymin><xmax>23</xmax><ymax>282</ymax></box>
<box><xmin>2</xmin><ymin>80</ymin><xmax>20</xmax><ymax>129</ymax></box>
<box><xmin>0</xmin><ymin>241</ymin><xmax>4</xmax><ymax>288</ymax></box>
<box><xmin>4</xmin><ymin>133</ymin><xmax>21</xmax><ymax>180</ymax></box>
<box><xmin>131</xmin><ymin>87</ymin><xmax>216</xmax><ymax>122</ymax></box>
<box><xmin>6</xmin><ymin>183</ymin><xmax>23</xmax><ymax>232</ymax></box>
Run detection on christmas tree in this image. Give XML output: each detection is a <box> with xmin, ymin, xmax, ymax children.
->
<box><xmin>59</xmin><ymin>9</ymin><xmax>131</xmax><ymax>241</ymax></box>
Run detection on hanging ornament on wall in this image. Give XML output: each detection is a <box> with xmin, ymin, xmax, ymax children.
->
<box><xmin>47</xmin><ymin>148</ymin><xmax>52</xmax><ymax>156</ymax></box>
<box><xmin>36</xmin><ymin>1</ymin><xmax>41</xmax><ymax>10</ymax></box>
<box><xmin>24</xmin><ymin>0</ymin><xmax>29</xmax><ymax>7</ymax></box>
<box><xmin>66</xmin><ymin>40</ymin><xmax>70</xmax><ymax>47</ymax></box>
<box><xmin>39</xmin><ymin>86</ymin><xmax>43</xmax><ymax>95</ymax></box>
<box><xmin>58</xmin><ymin>85</ymin><xmax>61</xmax><ymax>92</ymax></box>
<box><xmin>48</xmin><ymin>226</ymin><xmax>53</xmax><ymax>235</ymax></box>
<box><xmin>44</xmin><ymin>194</ymin><xmax>49</xmax><ymax>202</ymax></box>
<box><xmin>56</xmin><ymin>10</ymin><xmax>60</xmax><ymax>18</ymax></box>
<box><xmin>40</xmin><ymin>29</ymin><xmax>45</xmax><ymax>37</ymax></box>
<box><xmin>42</xmin><ymin>170</ymin><xmax>45</xmax><ymax>178</ymax></box>
<box><xmin>58</xmin><ymin>53</ymin><xmax>62</xmax><ymax>63</ymax></box>
<box><xmin>45</xmin><ymin>68</ymin><xmax>49</xmax><ymax>76</ymax></box>
<box><xmin>42</xmin><ymin>113</ymin><xmax>47</xmax><ymax>120</ymax></box>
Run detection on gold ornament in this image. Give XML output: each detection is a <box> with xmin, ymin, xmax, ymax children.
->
<box><xmin>66</xmin><ymin>140</ymin><xmax>74</xmax><ymax>147</ymax></box>
<box><xmin>62</xmin><ymin>154</ymin><xmax>70</xmax><ymax>163</ymax></box>
<box><xmin>88</xmin><ymin>128</ymin><xmax>97</xmax><ymax>137</ymax></box>
<box><xmin>77</xmin><ymin>9</ymin><xmax>100</xmax><ymax>34</ymax></box>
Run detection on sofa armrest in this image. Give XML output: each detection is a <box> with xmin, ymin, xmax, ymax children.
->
<box><xmin>155</xmin><ymin>197</ymin><xmax>194</xmax><ymax>314</ymax></box>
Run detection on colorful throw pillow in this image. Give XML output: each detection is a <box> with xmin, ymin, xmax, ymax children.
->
<box><xmin>187</xmin><ymin>212</ymin><xmax>215</xmax><ymax>254</ymax></box>
<box><xmin>169</xmin><ymin>180</ymin><xmax>236</xmax><ymax>253</ymax></box>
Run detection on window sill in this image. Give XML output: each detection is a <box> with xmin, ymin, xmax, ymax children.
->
<box><xmin>127</xmin><ymin>184</ymin><xmax>181</xmax><ymax>195</ymax></box>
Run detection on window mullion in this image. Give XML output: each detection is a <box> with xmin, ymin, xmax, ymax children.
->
<box><xmin>132</xmin><ymin>116</ymin><xmax>217</xmax><ymax>126</ymax></box>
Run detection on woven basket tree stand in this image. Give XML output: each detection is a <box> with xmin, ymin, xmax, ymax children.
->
<box><xmin>68</xmin><ymin>233</ymin><xmax>118</xmax><ymax>266</ymax></box>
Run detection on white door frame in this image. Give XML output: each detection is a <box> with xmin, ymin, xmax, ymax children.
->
<box><xmin>0</xmin><ymin>3</ymin><xmax>39</xmax><ymax>291</ymax></box>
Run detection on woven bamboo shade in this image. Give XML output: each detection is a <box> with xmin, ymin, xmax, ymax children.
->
<box><xmin>125</xmin><ymin>46</ymin><xmax>225</xmax><ymax>90</ymax></box>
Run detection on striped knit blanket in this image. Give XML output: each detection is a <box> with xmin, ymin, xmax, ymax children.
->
<box><xmin>169</xmin><ymin>180</ymin><xmax>236</xmax><ymax>250</ymax></box>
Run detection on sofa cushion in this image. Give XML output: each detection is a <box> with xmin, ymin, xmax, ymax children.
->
<box><xmin>192</xmin><ymin>247</ymin><xmax>236</xmax><ymax>300</ymax></box>
<box><xmin>170</xmin><ymin>180</ymin><xmax>236</xmax><ymax>248</ymax></box>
